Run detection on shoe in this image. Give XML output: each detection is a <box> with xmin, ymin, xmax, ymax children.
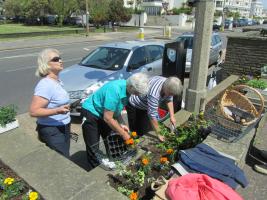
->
<box><xmin>254</xmin><ymin>164</ymin><xmax>267</xmax><ymax>175</ymax></box>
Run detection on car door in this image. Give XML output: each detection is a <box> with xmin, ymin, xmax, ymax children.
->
<box><xmin>145</xmin><ymin>45</ymin><xmax>164</xmax><ymax>76</ymax></box>
<box><xmin>127</xmin><ymin>46</ymin><xmax>154</xmax><ymax>77</ymax></box>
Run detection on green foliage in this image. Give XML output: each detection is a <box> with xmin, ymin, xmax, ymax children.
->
<box><xmin>246</xmin><ymin>79</ymin><xmax>267</xmax><ymax>90</ymax></box>
<box><xmin>214</xmin><ymin>10</ymin><xmax>222</xmax><ymax>17</ymax></box>
<box><xmin>116</xmin><ymin>162</ymin><xmax>145</xmax><ymax>189</ymax></box>
<box><xmin>227</xmin><ymin>11</ymin><xmax>240</xmax><ymax>19</ymax></box>
<box><xmin>0</xmin><ymin>104</ymin><xmax>17</xmax><ymax>127</ymax></box>
<box><xmin>157</xmin><ymin>114</ymin><xmax>211</xmax><ymax>151</ymax></box>
<box><xmin>108</xmin><ymin>0</ymin><xmax>132</xmax><ymax>24</ymax></box>
<box><xmin>3</xmin><ymin>0</ymin><xmax>25</xmax><ymax>17</ymax></box>
<box><xmin>0</xmin><ymin>179</ymin><xmax>25</xmax><ymax>200</ymax></box>
<box><xmin>172</xmin><ymin>7</ymin><xmax>192</xmax><ymax>15</ymax></box>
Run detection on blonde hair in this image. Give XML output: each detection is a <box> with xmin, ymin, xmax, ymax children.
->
<box><xmin>35</xmin><ymin>48</ymin><xmax>60</xmax><ymax>77</ymax></box>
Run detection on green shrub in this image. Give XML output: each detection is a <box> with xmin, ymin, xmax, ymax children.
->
<box><xmin>0</xmin><ymin>105</ymin><xmax>17</xmax><ymax>127</ymax></box>
<box><xmin>246</xmin><ymin>79</ymin><xmax>267</xmax><ymax>90</ymax></box>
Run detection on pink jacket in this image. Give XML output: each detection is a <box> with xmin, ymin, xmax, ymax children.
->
<box><xmin>166</xmin><ymin>173</ymin><xmax>243</xmax><ymax>200</ymax></box>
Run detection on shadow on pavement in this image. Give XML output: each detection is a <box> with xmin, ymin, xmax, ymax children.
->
<box><xmin>70</xmin><ymin>151</ymin><xmax>91</xmax><ymax>171</ymax></box>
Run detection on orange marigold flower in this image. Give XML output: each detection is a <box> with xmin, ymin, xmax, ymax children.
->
<box><xmin>131</xmin><ymin>131</ymin><xmax>137</xmax><ymax>137</ymax></box>
<box><xmin>160</xmin><ymin>157</ymin><xmax>168</xmax><ymax>164</ymax></box>
<box><xmin>129</xmin><ymin>192</ymin><xmax>138</xmax><ymax>200</ymax></box>
<box><xmin>125</xmin><ymin>138</ymin><xmax>134</xmax><ymax>145</ymax></box>
<box><xmin>141</xmin><ymin>158</ymin><xmax>149</xmax><ymax>166</ymax></box>
<box><xmin>166</xmin><ymin>148</ymin><xmax>174</xmax><ymax>154</ymax></box>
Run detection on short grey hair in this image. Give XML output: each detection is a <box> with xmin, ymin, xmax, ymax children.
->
<box><xmin>35</xmin><ymin>48</ymin><xmax>60</xmax><ymax>77</ymax></box>
<box><xmin>163</xmin><ymin>77</ymin><xmax>183</xmax><ymax>96</ymax></box>
<box><xmin>127</xmin><ymin>73</ymin><xmax>149</xmax><ymax>96</ymax></box>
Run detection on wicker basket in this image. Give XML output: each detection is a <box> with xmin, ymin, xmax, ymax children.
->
<box><xmin>218</xmin><ymin>84</ymin><xmax>264</xmax><ymax>129</ymax></box>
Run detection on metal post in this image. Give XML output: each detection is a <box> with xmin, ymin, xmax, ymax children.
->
<box><xmin>85</xmin><ymin>0</ymin><xmax>89</xmax><ymax>37</ymax></box>
<box><xmin>185</xmin><ymin>0</ymin><xmax>215</xmax><ymax>114</ymax></box>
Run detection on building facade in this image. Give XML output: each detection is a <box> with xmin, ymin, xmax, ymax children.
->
<box><xmin>250</xmin><ymin>0</ymin><xmax>263</xmax><ymax>17</ymax></box>
<box><xmin>124</xmin><ymin>0</ymin><xmax>186</xmax><ymax>16</ymax></box>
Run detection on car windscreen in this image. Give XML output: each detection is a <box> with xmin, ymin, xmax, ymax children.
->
<box><xmin>176</xmin><ymin>36</ymin><xmax>193</xmax><ymax>49</ymax></box>
<box><xmin>80</xmin><ymin>47</ymin><xmax>130</xmax><ymax>70</ymax></box>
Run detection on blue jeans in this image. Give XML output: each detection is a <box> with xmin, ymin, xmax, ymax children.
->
<box><xmin>37</xmin><ymin>123</ymin><xmax>70</xmax><ymax>158</ymax></box>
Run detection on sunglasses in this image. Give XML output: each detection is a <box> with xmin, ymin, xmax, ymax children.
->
<box><xmin>49</xmin><ymin>56</ymin><xmax>62</xmax><ymax>62</ymax></box>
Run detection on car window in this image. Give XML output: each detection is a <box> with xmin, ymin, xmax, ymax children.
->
<box><xmin>177</xmin><ymin>36</ymin><xmax>193</xmax><ymax>49</ymax></box>
<box><xmin>80</xmin><ymin>47</ymin><xmax>130</xmax><ymax>70</ymax></box>
<box><xmin>128</xmin><ymin>47</ymin><xmax>147</xmax><ymax>69</ymax></box>
<box><xmin>146</xmin><ymin>45</ymin><xmax>164</xmax><ymax>63</ymax></box>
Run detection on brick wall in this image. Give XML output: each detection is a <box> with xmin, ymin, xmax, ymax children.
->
<box><xmin>222</xmin><ymin>36</ymin><xmax>267</xmax><ymax>79</ymax></box>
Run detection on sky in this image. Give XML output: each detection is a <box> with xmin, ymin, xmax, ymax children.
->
<box><xmin>263</xmin><ymin>0</ymin><xmax>267</xmax><ymax>9</ymax></box>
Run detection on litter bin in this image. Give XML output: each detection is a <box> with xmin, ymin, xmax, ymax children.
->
<box><xmin>137</xmin><ymin>28</ymin><xmax>144</xmax><ymax>40</ymax></box>
<box><xmin>162</xmin><ymin>41</ymin><xmax>187</xmax><ymax>112</ymax></box>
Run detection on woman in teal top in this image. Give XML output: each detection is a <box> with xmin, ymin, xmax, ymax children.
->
<box><xmin>81</xmin><ymin>73</ymin><xmax>149</xmax><ymax>170</ymax></box>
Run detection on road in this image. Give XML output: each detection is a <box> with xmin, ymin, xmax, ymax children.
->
<box><xmin>0</xmin><ymin>29</ymin><xmax>229</xmax><ymax>114</ymax></box>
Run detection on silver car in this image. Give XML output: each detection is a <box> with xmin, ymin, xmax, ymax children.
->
<box><xmin>176</xmin><ymin>32</ymin><xmax>223</xmax><ymax>73</ymax></box>
<box><xmin>60</xmin><ymin>40</ymin><xmax>165</xmax><ymax>116</ymax></box>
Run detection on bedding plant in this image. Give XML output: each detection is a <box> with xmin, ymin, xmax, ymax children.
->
<box><xmin>0</xmin><ymin>105</ymin><xmax>17</xmax><ymax>127</ymax></box>
<box><xmin>0</xmin><ymin>159</ymin><xmax>42</xmax><ymax>200</ymax></box>
<box><xmin>109</xmin><ymin>113</ymin><xmax>211</xmax><ymax>199</ymax></box>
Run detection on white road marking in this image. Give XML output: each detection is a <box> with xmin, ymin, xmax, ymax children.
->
<box><xmin>83</xmin><ymin>48</ymin><xmax>90</xmax><ymax>51</ymax></box>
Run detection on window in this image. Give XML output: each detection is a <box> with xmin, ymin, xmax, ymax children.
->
<box><xmin>146</xmin><ymin>45</ymin><xmax>164</xmax><ymax>63</ymax></box>
<box><xmin>128</xmin><ymin>47</ymin><xmax>147</xmax><ymax>69</ymax></box>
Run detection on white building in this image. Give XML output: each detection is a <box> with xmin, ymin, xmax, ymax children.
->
<box><xmin>123</xmin><ymin>0</ymin><xmax>186</xmax><ymax>16</ymax></box>
<box><xmin>224</xmin><ymin>0</ymin><xmax>252</xmax><ymax>17</ymax></box>
<box><xmin>250</xmin><ymin>0</ymin><xmax>263</xmax><ymax>17</ymax></box>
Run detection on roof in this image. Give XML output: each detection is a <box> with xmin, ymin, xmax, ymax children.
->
<box><xmin>100</xmin><ymin>40</ymin><xmax>165</xmax><ymax>50</ymax></box>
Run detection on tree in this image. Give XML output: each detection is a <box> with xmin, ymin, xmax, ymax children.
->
<box><xmin>24</xmin><ymin>0</ymin><xmax>49</xmax><ymax>21</ymax></box>
<box><xmin>88</xmin><ymin>0</ymin><xmax>109</xmax><ymax>27</ymax></box>
<box><xmin>3</xmin><ymin>0</ymin><xmax>25</xmax><ymax>17</ymax></box>
<box><xmin>108</xmin><ymin>0</ymin><xmax>132</xmax><ymax>25</ymax></box>
<box><xmin>227</xmin><ymin>11</ymin><xmax>240</xmax><ymax>19</ymax></box>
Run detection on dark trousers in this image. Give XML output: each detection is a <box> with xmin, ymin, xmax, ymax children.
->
<box><xmin>126</xmin><ymin>103</ymin><xmax>152</xmax><ymax>136</ymax></box>
<box><xmin>81</xmin><ymin>108</ymin><xmax>112</xmax><ymax>170</ymax></box>
<box><xmin>37</xmin><ymin>123</ymin><xmax>70</xmax><ymax>158</ymax></box>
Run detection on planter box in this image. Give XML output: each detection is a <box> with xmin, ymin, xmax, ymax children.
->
<box><xmin>0</xmin><ymin>119</ymin><xmax>19</xmax><ymax>134</ymax></box>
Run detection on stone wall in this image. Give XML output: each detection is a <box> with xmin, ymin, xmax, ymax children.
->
<box><xmin>222</xmin><ymin>35</ymin><xmax>267</xmax><ymax>78</ymax></box>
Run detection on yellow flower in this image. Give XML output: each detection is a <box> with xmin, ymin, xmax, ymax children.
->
<box><xmin>129</xmin><ymin>192</ymin><xmax>138</xmax><ymax>200</ymax></box>
<box><xmin>166</xmin><ymin>148</ymin><xmax>174</xmax><ymax>154</ymax></box>
<box><xmin>29</xmin><ymin>191</ymin><xmax>39</xmax><ymax>200</ymax></box>
<box><xmin>141</xmin><ymin>158</ymin><xmax>149</xmax><ymax>166</ymax></box>
<box><xmin>4</xmin><ymin>177</ymin><xmax>14</xmax><ymax>185</ymax></box>
<box><xmin>131</xmin><ymin>131</ymin><xmax>137</xmax><ymax>137</ymax></box>
<box><xmin>160</xmin><ymin>157</ymin><xmax>168</xmax><ymax>164</ymax></box>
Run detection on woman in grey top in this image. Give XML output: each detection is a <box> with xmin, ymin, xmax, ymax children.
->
<box><xmin>29</xmin><ymin>48</ymin><xmax>71</xmax><ymax>157</ymax></box>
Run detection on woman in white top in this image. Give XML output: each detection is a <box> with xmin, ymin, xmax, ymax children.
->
<box><xmin>29</xmin><ymin>48</ymin><xmax>71</xmax><ymax>157</ymax></box>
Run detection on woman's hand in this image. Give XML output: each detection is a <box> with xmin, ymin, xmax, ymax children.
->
<box><xmin>157</xmin><ymin>134</ymin><xmax>165</xmax><ymax>142</ymax></box>
<box><xmin>120</xmin><ymin>124</ymin><xmax>129</xmax><ymax>132</ymax></box>
<box><xmin>122</xmin><ymin>132</ymin><xmax>131</xmax><ymax>141</ymax></box>
<box><xmin>170</xmin><ymin>115</ymin><xmax>176</xmax><ymax>127</ymax></box>
<box><xmin>56</xmin><ymin>104</ymin><xmax>70</xmax><ymax>114</ymax></box>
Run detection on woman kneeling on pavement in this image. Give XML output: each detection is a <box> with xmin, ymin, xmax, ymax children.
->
<box><xmin>81</xmin><ymin>73</ymin><xmax>149</xmax><ymax>170</ymax></box>
<box><xmin>126</xmin><ymin>76</ymin><xmax>183</xmax><ymax>141</ymax></box>
<box><xmin>29</xmin><ymin>48</ymin><xmax>71</xmax><ymax>158</ymax></box>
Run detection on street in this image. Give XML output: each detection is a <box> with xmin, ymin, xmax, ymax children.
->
<box><xmin>0</xmin><ymin>29</ymin><xmax>229</xmax><ymax>114</ymax></box>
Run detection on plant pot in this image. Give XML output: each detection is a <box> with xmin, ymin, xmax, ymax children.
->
<box><xmin>0</xmin><ymin>119</ymin><xmax>19</xmax><ymax>134</ymax></box>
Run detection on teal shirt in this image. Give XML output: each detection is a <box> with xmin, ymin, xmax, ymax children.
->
<box><xmin>82</xmin><ymin>80</ymin><xmax>128</xmax><ymax>118</ymax></box>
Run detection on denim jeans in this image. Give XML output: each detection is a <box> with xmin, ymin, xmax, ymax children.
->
<box><xmin>37</xmin><ymin>123</ymin><xmax>70</xmax><ymax>158</ymax></box>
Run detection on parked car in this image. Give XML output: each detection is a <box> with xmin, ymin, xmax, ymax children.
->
<box><xmin>212</xmin><ymin>24</ymin><xmax>221</xmax><ymax>31</ymax></box>
<box><xmin>60</xmin><ymin>40</ymin><xmax>165</xmax><ymax>116</ymax></box>
<box><xmin>175</xmin><ymin>32</ymin><xmax>223</xmax><ymax>73</ymax></box>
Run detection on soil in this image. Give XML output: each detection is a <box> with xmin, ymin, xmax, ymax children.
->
<box><xmin>0</xmin><ymin>159</ymin><xmax>43</xmax><ymax>200</ymax></box>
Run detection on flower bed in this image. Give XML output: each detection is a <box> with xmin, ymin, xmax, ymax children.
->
<box><xmin>0</xmin><ymin>159</ymin><xmax>43</xmax><ymax>200</ymax></box>
<box><xmin>108</xmin><ymin>114</ymin><xmax>211</xmax><ymax>200</ymax></box>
